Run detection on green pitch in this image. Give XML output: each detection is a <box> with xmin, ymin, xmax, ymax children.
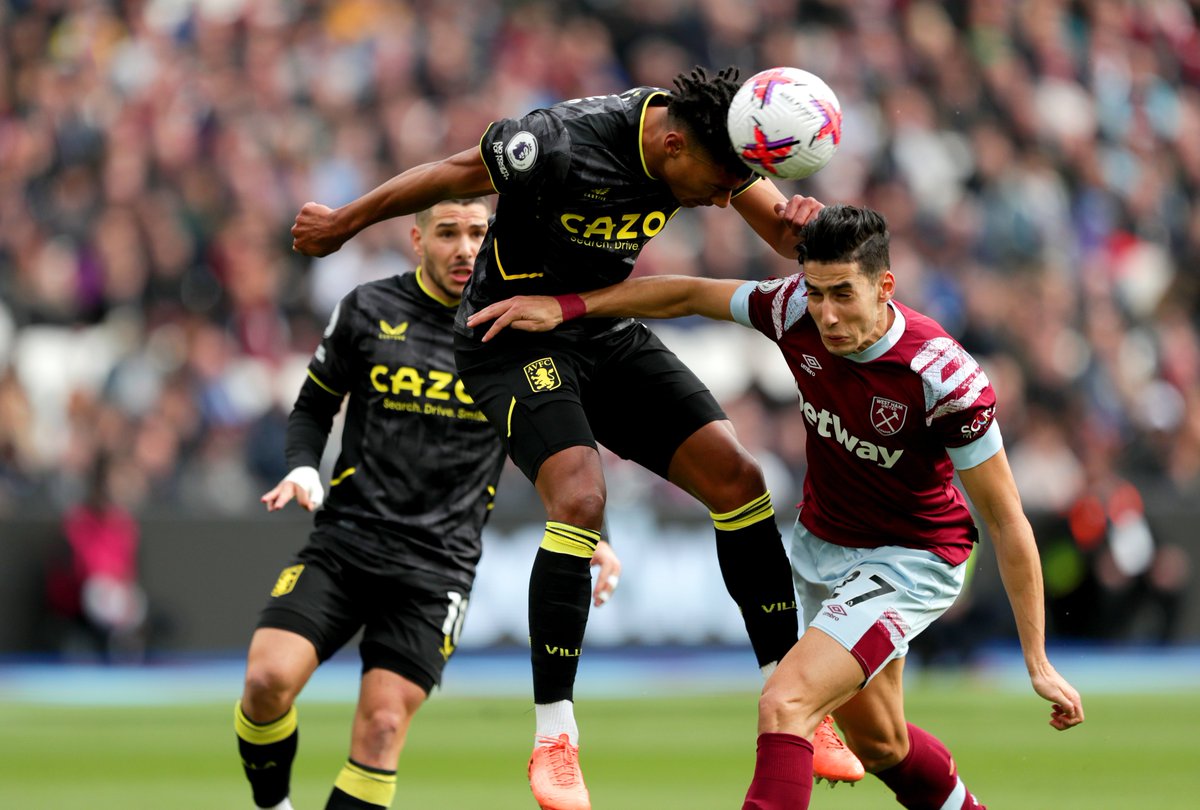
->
<box><xmin>1</xmin><ymin>679</ymin><xmax>1197</xmax><ymax>809</ymax></box>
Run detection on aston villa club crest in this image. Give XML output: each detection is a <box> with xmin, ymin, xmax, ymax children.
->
<box><xmin>524</xmin><ymin>357</ymin><xmax>561</xmax><ymax>392</ymax></box>
<box><xmin>870</xmin><ymin>396</ymin><xmax>907</xmax><ymax>436</ymax></box>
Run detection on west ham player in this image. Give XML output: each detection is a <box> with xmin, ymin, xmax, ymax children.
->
<box><xmin>235</xmin><ymin>200</ymin><xmax>621</xmax><ymax>810</ymax></box>
<box><xmin>290</xmin><ymin>68</ymin><xmax>862</xmax><ymax>808</ymax></box>
<box><xmin>468</xmin><ymin>203</ymin><xmax>1086</xmax><ymax>810</ymax></box>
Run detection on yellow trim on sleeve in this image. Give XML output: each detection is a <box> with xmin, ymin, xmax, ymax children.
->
<box><xmin>307</xmin><ymin>369</ymin><xmax>344</xmax><ymax>397</ymax></box>
<box><xmin>329</xmin><ymin>467</ymin><xmax>356</xmax><ymax>487</ymax></box>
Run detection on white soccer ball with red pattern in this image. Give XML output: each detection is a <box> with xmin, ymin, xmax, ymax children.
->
<box><xmin>727</xmin><ymin>67</ymin><xmax>842</xmax><ymax>180</ymax></box>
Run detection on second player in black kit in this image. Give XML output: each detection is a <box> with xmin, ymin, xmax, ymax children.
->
<box><xmin>237</xmin><ymin>200</ymin><xmax>620</xmax><ymax>810</ymax></box>
<box><xmin>290</xmin><ymin>68</ymin><xmax>859</xmax><ymax>809</ymax></box>
<box><xmin>271</xmin><ymin>268</ymin><xmax>502</xmax><ymax>659</ymax></box>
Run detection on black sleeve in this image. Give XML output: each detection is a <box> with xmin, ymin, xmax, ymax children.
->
<box><xmin>284</xmin><ymin>375</ymin><xmax>343</xmax><ymax>470</ymax></box>
<box><xmin>479</xmin><ymin>109</ymin><xmax>570</xmax><ymax>196</ymax></box>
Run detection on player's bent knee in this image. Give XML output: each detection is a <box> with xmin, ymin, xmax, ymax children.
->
<box><xmin>243</xmin><ymin>666</ymin><xmax>302</xmax><ymax>717</ymax></box>
<box><xmin>542</xmin><ymin>484</ymin><xmax>606</xmax><ymax>527</ymax></box>
<box><xmin>692</xmin><ymin>450</ymin><xmax>767</xmax><ymax>510</ymax></box>
<box><xmin>359</xmin><ymin>706</ymin><xmax>406</xmax><ymax>746</ymax></box>
<box><xmin>757</xmin><ymin>680</ymin><xmax>818</xmax><ymax>733</ymax></box>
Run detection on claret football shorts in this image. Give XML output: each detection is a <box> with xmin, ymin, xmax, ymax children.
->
<box><xmin>455</xmin><ymin>322</ymin><xmax>727</xmax><ymax>483</ymax></box>
<box><xmin>790</xmin><ymin>521</ymin><xmax>967</xmax><ymax>683</ymax></box>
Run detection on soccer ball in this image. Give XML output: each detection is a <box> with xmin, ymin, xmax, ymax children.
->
<box><xmin>727</xmin><ymin>67</ymin><xmax>842</xmax><ymax>180</ymax></box>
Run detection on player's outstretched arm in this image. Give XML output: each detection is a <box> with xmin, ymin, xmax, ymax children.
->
<box><xmin>291</xmin><ymin>147</ymin><xmax>495</xmax><ymax>257</ymax></box>
<box><xmin>958</xmin><ymin>449</ymin><xmax>1085</xmax><ymax>731</ymax></box>
<box><xmin>732</xmin><ymin>182</ymin><xmax>824</xmax><ymax>258</ymax></box>
<box><xmin>466</xmin><ymin>276</ymin><xmax>744</xmax><ymax>342</ymax></box>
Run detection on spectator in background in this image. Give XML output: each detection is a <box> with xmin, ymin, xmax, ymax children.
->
<box><xmin>1058</xmin><ymin>438</ymin><xmax>1191</xmax><ymax>643</ymax></box>
<box><xmin>46</xmin><ymin>453</ymin><xmax>148</xmax><ymax>663</ymax></box>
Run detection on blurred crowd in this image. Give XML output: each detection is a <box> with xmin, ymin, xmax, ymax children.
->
<box><xmin>2</xmin><ymin>0</ymin><xmax>1198</xmax><ymax>640</ymax></box>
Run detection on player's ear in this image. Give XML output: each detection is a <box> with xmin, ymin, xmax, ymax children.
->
<box><xmin>411</xmin><ymin>225</ymin><xmax>423</xmax><ymax>258</ymax></box>
<box><xmin>663</xmin><ymin>130</ymin><xmax>686</xmax><ymax>157</ymax></box>
<box><xmin>879</xmin><ymin>270</ymin><xmax>895</xmax><ymax>301</ymax></box>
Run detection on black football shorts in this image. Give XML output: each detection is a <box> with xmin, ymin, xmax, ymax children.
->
<box><xmin>454</xmin><ymin>321</ymin><xmax>727</xmax><ymax>483</ymax></box>
<box><xmin>256</xmin><ymin>522</ymin><xmax>471</xmax><ymax>694</ymax></box>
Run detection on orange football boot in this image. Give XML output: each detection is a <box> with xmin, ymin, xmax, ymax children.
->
<box><xmin>813</xmin><ymin>715</ymin><xmax>865</xmax><ymax>786</ymax></box>
<box><xmin>528</xmin><ymin>734</ymin><xmax>590</xmax><ymax>810</ymax></box>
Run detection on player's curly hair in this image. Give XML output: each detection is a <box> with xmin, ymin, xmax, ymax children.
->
<box><xmin>801</xmin><ymin>205</ymin><xmax>891</xmax><ymax>279</ymax></box>
<box><xmin>667</xmin><ymin>66</ymin><xmax>750</xmax><ymax>179</ymax></box>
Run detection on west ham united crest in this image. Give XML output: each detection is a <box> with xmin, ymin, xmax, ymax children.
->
<box><xmin>870</xmin><ymin>396</ymin><xmax>907</xmax><ymax>436</ymax></box>
<box><xmin>524</xmin><ymin>358</ymin><xmax>561</xmax><ymax>392</ymax></box>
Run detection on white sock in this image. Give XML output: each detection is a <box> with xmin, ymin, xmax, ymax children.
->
<box><xmin>760</xmin><ymin>660</ymin><xmax>778</xmax><ymax>680</ymax></box>
<box><xmin>266</xmin><ymin>798</ymin><xmax>294</xmax><ymax>810</ymax></box>
<box><xmin>534</xmin><ymin>699</ymin><xmax>579</xmax><ymax>747</ymax></box>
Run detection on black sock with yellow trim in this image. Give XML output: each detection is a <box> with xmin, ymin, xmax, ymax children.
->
<box><xmin>529</xmin><ymin>522</ymin><xmax>599</xmax><ymax>704</ymax></box>
<box><xmin>711</xmin><ymin>492</ymin><xmax>798</xmax><ymax>668</ymax></box>
<box><xmin>326</xmin><ymin>759</ymin><xmax>397</xmax><ymax>808</ymax></box>
<box><xmin>235</xmin><ymin>702</ymin><xmax>298</xmax><ymax>808</ymax></box>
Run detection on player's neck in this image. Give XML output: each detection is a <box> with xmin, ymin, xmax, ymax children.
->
<box><xmin>641</xmin><ymin>107</ymin><xmax>670</xmax><ymax>178</ymax></box>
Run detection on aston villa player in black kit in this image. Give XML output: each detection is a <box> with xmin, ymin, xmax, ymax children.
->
<box><xmin>291</xmin><ymin>68</ymin><xmax>861</xmax><ymax>808</ymax></box>
<box><xmin>236</xmin><ymin>199</ymin><xmax>621</xmax><ymax>810</ymax></box>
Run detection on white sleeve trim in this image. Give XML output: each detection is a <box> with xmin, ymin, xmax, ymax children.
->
<box><xmin>947</xmin><ymin>421</ymin><xmax>1004</xmax><ymax>471</ymax></box>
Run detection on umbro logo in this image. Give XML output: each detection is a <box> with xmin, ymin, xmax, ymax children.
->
<box><xmin>799</xmin><ymin>354</ymin><xmax>822</xmax><ymax>376</ymax></box>
<box><xmin>378</xmin><ymin>320</ymin><xmax>408</xmax><ymax>341</ymax></box>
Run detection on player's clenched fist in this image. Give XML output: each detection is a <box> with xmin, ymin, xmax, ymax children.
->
<box><xmin>291</xmin><ymin>202</ymin><xmax>345</xmax><ymax>257</ymax></box>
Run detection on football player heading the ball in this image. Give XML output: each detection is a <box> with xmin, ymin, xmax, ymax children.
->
<box><xmin>468</xmin><ymin>202</ymin><xmax>1086</xmax><ymax>810</ymax></box>
<box><xmin>291</xmin><ymin>66</ymin><xmax>858</xmax><ymax>809</ymax></box>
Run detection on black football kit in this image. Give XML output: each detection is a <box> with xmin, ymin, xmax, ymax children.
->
<box><xmin>258</xmin><ymin>269</ymin><xmax>504</xmax><ymax>692</ymax></box>
<box><xmin>451</xmin><ymin>87</ymin><xmax>799</xmax><ymax>705</ymax></box>
<box><xmin>454</xmin><ymin>87</ymin><xmax>757</xmax><ymax>480</ymax></box>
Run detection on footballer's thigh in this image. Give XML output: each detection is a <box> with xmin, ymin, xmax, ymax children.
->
<box><xmin>759</xmin><ymin>624</ymin><xmax>868</xmax><ymax>736</ymax></box>
<box><xmin>585</xmin><ymin>324</ymin><xmax>731</xmax><ymax>487</ymax></box>
<box><xmin>454</xmin><ymin>330</ymin><xmax>599</xmax><ymax>487</ymax></box>
<box><xmin>244</xmin><ymin>537</ymin><xmax>364</xmax><ymax>719</ymax></box>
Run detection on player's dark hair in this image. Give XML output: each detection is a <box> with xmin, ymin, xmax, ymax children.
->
<box><xmin>415</xmin><ymin>197</ymin><xmax>492</xmax><ymax>228</ymax></box>
<box><xmin>667</xmin><ymin>66</ymin><xmax>750</xmax><ymax>179</ymax></box>
<box><xmin>800</xmin><ymin>205</ymin><xmax>890</xmax><ymax>279</ymax></box>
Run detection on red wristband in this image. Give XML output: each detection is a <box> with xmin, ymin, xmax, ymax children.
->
<box><xmin>554</xmin><ymin>294</ymin><xmax>587</xmax><ymax>322</ymax></box>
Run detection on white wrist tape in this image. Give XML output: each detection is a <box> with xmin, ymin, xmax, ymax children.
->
<box><xmin>283</xmin><ymin>466</ymin><xmax>325</xmax><ymax>510</ymax></box>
